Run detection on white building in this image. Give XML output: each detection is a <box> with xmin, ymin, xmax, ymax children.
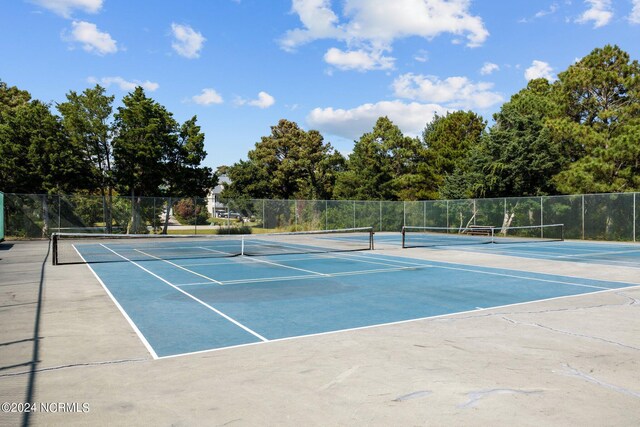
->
<box><xmin>207</xmin><ymin>174</ymin><xmax>230</xmax><ymax>216</ymax></box>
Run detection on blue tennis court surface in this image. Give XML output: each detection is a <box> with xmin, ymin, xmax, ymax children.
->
<box><xmin>377</xmin><ymin>232</ymin><xmax>640</xmax><ymax>268</ymax></box>
<box><xmin>80</xmin><ymin>241</ymin><xmax>638</xmax><ymax>359</ymax></box>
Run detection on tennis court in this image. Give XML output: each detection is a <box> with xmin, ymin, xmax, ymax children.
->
<box><xmin>55</xmin><ymin>229</ymin><xmax>638</xmax><ymax>358</ymax></box>
<box><xmin>395</xmin><ymin>225</ymin><xmax>640</xmax><ymax>268</ymax></box>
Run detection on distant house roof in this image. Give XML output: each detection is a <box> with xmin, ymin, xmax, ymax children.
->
<box><xmin>211</xmin><ymin>174</ymin><xmax>230</xmax><ymax>195</ymax></box>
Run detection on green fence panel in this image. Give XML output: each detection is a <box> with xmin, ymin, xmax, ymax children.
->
<box><xmin>354</xmin><ymin>201</ymin><xmax>381</xmax><ymax>230</ymax></box>
<box><xmin>584</xmin><ymin>193</ymin><xmax>635</xmax><ymax>242</ymax></box>
<box><xmin>542</xmin><ymin>195</ymin><xmax>583</xmax><ymax>240</ymax></box>
<box><xmin>326</xmin><ymin>200</ymin><xmax>354</xmax><ymax>230</ymax></box>
<box><xmin>424</xmin><ymin>200</ymin><xmax>448</xmax><ymax>227</ymax></box>
<box><xmin>505</xmin><ymin>196</ymin><xmax>542</xmax><ymax>228</ymax></box>
<box><xmin>4</xmin><ymin>192</ymin><xmax>639</xmax><ymax>242</ymax></box>
<box><xmin>476</xmin><ymin>197</ymin><xmax>507</xmax><ymax>228</ymax></box>
<box><xmin>403</xmin><ymin>201</ymin><xmax>424</xmax><ymax>227</ymax></box>
<box><xmin>380</xmin><ymin>201</ymin><xmax>403</xmax><ymax>231</ymax></box>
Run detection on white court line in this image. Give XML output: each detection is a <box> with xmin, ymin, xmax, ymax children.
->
<box><xmin>219</xmin><ymin>265</ymin><xmax>428</xmax><ymax>285</ymax></box>
<box><xmin>157</xmin><ymin>283</ymin><xmax>640</xmax><ymax>360</ymax></box>
<box><xmin>199</xmin><ymin>246</ymin><xmax>330</xmax><ymax>277</ymax></box>
<box><xmin>340</xmin><ymin>252</ymin><xmax>613</xmax><ymax>291</ymax></box>
<box><xmin>447</xmin><ymin>246</ymin><xmax>640</xmax><ymax>269</ymax></box>
<box><xmin>99</xmin><ymin>244</ymin><xmax>268</xmax><ymax>342</ymax></box>
<box><xmin>359</xmin><ymin>250</ymin><xmax>640</xmax><ymax>285</ymax></box>
<box><xmin>72</xmin><ymin>245</ymin><xmax>159</xmax><ymax>359</ymax></box>
<box><xmin>131</xmin><ymin>248</ymin><xmax>223</xmax><ymax>285</ymax></box>
<box><xmin>556</xmin><ymin>248</ymin><xmax>640</xmax><ymax>258</ymax></box>
<box><xmin>176</xmin><ymin>281</ymin><xmax>222</xmax><ymax>287</ymax></box>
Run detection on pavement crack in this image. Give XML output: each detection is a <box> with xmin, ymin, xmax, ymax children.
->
<box><xmin>557</xmin><ymin>364</ymin><xmax>640</xmax><ymax>399</ymax></box>
<box><xmin>0</xmin><ymin>358</ymin><xmax>148</xmax><ymax>377</ymax></box>
<box><xmin>501</xmin><ymin>317</ymin><xmax>640</xmax><ymax>351</ymax></box>
<box><xmin>458</xmin><ymin>389</ymin><xmax>543</xmax><ymax>408</ymax></box>
<box><xmin>393</xmin><ymin>390</ymin><xmax>432</xmax><ymax>402</ymax></box>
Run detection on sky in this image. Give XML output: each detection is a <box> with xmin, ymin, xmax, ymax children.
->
<box><xmin>2</xmin><ymin>0</ymin><xmax>640</xmax><ymax>170</ymax></box>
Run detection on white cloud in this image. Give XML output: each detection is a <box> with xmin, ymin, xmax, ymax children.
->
<box><xmin>236</xmin><ymin>91</ymin><xmax>275</xmax><ymax>109</ymax></box>
<box><xmin>281</xmin><ymin>0</ymin><xmax>489</xmax><ymax>72</ymax></box>
<box><xmin>29</xmin><ymin>0</ymin><xmax>102</xmax><ymax>18</ymax></box>
<box><xmin>535</xmin><ymin>3</ymin><xmax>559</xmax><ymax>18</ymax></box>
<box><xmin>307</xmin><ymin>100</ymin><xmax>449</xmax><ymax>140</ymax></box>
<box><xmin>323</xmin><ymin>47</ymin><xmax>394</xmax><ymax>71</ymax></box>
<box><xmin>88</xmin><ymin>76</ymin><xmax>159</xmax><ymax>92</ymax></box>
<box><xmin>630</xmin><ymin>0</ymin><xmax>640</xmax><ymax>24</ymax></box>
<box><xmin>192</xmin><ymin>88</ymin><xmax>223</xmax><ymax>105</ymax></box>
<box><xmin>480</xmin><ymin>62</ymin><xmax>499</xmax><ymax>75</ymax></box>
<box><xmin>576</xmin><ymin>0</ymin><xmax>613</xmax><ymax>28</ymax></box>
<box><xmin>519</xmin><ymin>3</ymin><xmax>559</xmax><ymax>22</ymax></box>
<box><xmin>392</xmin><ymin>73</ymin><xmax>503</xmax><ymax>109</ymax></box>
<box><xmin>65</xmin><ymin>21</ymin><xmax>117</xmax><ymax>55</ymax></box>
<box><xmin>280</xmin><ymin>0</ymin><xmax>343</xmax><ymax>52</ymax></box>
<box><xmin>413</xmin><ymin>49</ymin><xmax>428</xmax><ymax>63</ymax></box>
<box><xmin>524</xmin><ymin>60</ymin><xmax>555</xmax><ymax>81</ymax></box>
<box><xmin>171</xmin><ymin>23</ymin><xmax>206</xmax><ymax>59</ymax></box>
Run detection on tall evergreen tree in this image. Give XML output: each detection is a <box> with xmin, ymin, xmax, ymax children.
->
<box><xmin>478</xmin><ymin>79</ymin><xmax>564</xmax><ymax>197</ymax></box>
<box><xmin>112</xmin><ymin>87</ymin><xmax>178</xmax><ymax>232</ymax></box>
<box><xmin>223</xmin><ymin>119</ymin><xmax>344</xmax><ymax>200</ymax></box>
<box><xmin>335</xmin><ymin>117</ymin><xmax>422</xmax><ymax>200</ymax></box>
<box><xmin>551</xmin><ymin>45</ymin><xmax>640</xmax><ymax>193</ymax></box>
<box><xmin>422</xmin><ymin>111</ymin><xmax>486</xmax><ymax>199</ymax></box>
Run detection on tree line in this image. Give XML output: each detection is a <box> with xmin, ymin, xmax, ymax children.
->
<box><xmin>0</xmin><ymin>83</ymin><xmax>215</xmax><ymax>232</ymax></box>
<box><xmin>222</xmin><ymin>45</ymin><xmax>640</xmax><ymax>202</ymax></box>
<box><xmin>2</xmin><ymin>44</ymin><xmax>639</xmax><ymax>211</ymax></box>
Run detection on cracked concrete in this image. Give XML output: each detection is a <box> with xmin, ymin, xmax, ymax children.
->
<box><xmin>1</xmin><ymin>239</ymin><xmax>639</xmax><ymax>426</ymax></box>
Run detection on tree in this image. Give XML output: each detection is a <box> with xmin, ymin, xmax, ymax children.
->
<box><xmin>422</xmin><ymin>111</ymin><xmax>486</xmax><ymax>199</ymax></box>
<box><xmin>476</xmin><ymin>79</ymin><xmax>564</xmax><ymax>197</ymax></box>
<box><xmin>0</xmin><ymin>81</ymin><xmax>91</xmax><ymax>236</ymax></box>
<box><xmin>0</xmin><ymin>82</ymin><xmax>89</xmax><ymax>194</ymax></box>
<box><xmin>551</xmin><ymin>45</ymin><xmax>640</xmax><ymax>193</ymax></box>
<box><xmin>161</xmin><ymin>116</ymin><xmax>217</xmax><ymax>232</ymax></box>
<box><xmin>112</xmin><ymin>87</ymin><xmax>179</xmax><ymax>232</ymax></box>
<box><xmin>223</xmin><ymin>119</ymin><xmax>344</xmax><ymax>200</ymax></box>
<box><xmin>58</xmin><ymin>85</ymin><xmax>116</xmax><ymax>230</ymax></box>
<box><xmin>335</xmin><ymin>117</ymin><xmax>422</xmax><ymax>200</ymax></box>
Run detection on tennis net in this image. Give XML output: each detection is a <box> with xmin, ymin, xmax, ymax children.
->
<box><xmin>52</xmin><ymin>227</ymin><xmax>375</xmax><ymax>265</ymax></box>
<box><xmin>402</xmin><ymin>224</ymin><xmax>564</xmax><ymax>248</ymax></box>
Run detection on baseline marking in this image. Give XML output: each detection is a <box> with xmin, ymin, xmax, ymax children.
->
<box><xmin>73</xmin><ymin>245</ymin><xmax>159</xmax><ymax>359</ymax></box>
<box><xmin>342</xmin><ymin>253</ymin><xmax>613</xmax><ymax>291</ymax></box>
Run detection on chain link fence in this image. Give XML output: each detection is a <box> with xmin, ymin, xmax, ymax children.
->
<box><xmin>2</xmin><ymin>192</ymin><xmax>638</xmax><ymax>242</ymax></box>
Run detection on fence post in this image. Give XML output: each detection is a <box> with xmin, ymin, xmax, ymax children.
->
<box><xmin>402</xmin><ymin>201</ymin><xmax>405</xmax><ymax>227</ymax></box>
<box><xmin>353</xmin><ymin>200</ymin><xmax>356</xmax><ymax>229</ymax></box>
<box><xmin>325</xmin><ymin>199</ymin><xmax>328</xmax><ymax>230</ymax></box>
<box><xmin>423</xmin><ymin>201</ymin><xmax>426</xmax><ymax>227</ymax></box>
<box><xmin>379</xmin><ymin>201</ymin><xmax>382</xmax><ymax>232</ymax></box>
<box><xmin>540</xmin><ymin>196</ymin><xmax>544</xmax><ymax>238</ymax></box>
<box><xmin>581</xmin><ymin>194</ymin><xmax>585</xmax><ymax>240</ymax></box>
<box><xmin>634</xmin><ymin>192</ymin><xmax>637</xmax><ymax>243</ymax></box>
<box><xmin>446</xmin><ymin>200</ymin><xmax>449</xmax><ymax>229</ymax></box>
<box><xmin>57</xmin><ymin>194</ymin><xmax>61</xmax><ymax>233</ymax></box>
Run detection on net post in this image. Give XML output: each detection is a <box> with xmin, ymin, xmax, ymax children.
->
<box><xmin>52</xmin><ymin>233</ymin><xmax>58</xmax><ymax>265</ymax></box>
<box><xmin>241</xmin><ymin>235</ymin><xmax>245</xmax><ymax>256</ymax></box>
<box><xmin>370</xmin><ymin>227</ymin><xmax>374</xmax><ymax>250</ymax></box>
<box><xmin>401</xmin><ymin>226</ymin><xmax>406</xmax><ymax>248</ymax></box>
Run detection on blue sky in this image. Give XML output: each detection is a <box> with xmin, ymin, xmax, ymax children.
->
<box><xmin>2</xmin><ymin>0</ymin><xmax>640</xmax><ymax>169</ymax></box>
